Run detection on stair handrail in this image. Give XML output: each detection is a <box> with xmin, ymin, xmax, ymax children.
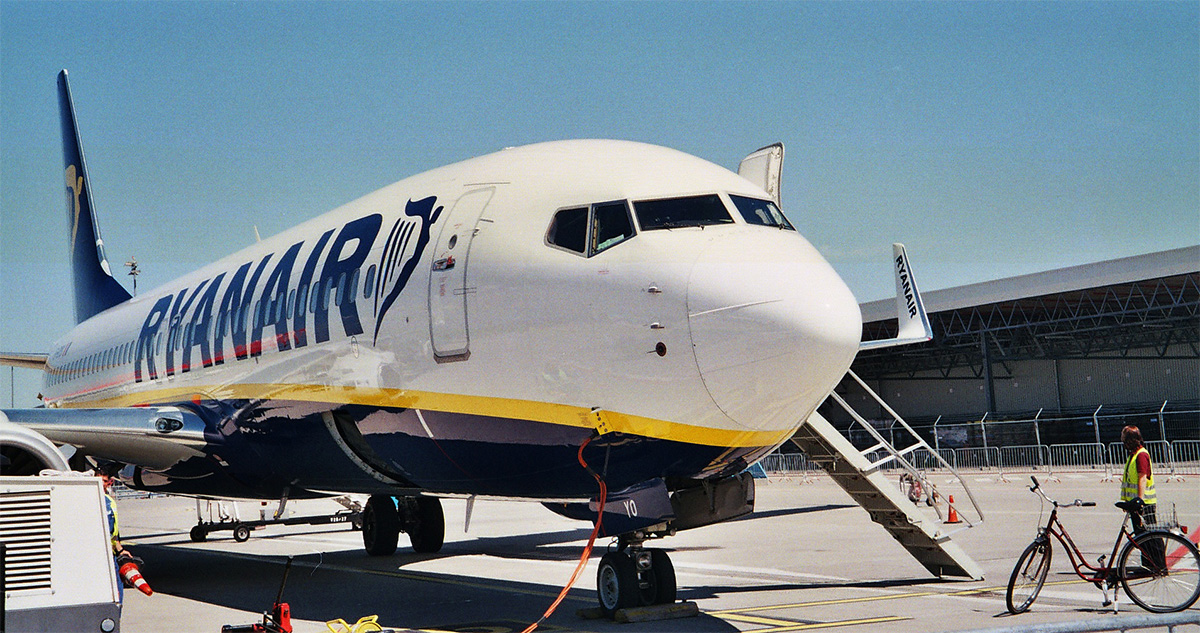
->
<box><xmin>830</xmin><ymin>369</ymin><xmax>985</xmax><ymax>527</ymax></box>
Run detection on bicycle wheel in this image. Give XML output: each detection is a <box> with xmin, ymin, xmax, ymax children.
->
<box><xmin>1007</xmin><ymin>539</ymin><xmax>1052</xmax><ymax>614</ymax></box>
<box><xmin>1118</xmin><ymin>530</ymin><xmax>1200</xmax><ymax>613</ymax></box>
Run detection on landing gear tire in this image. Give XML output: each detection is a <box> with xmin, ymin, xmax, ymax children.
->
<box><xmin>233</xmin><ymin>523</ymin><xmax>252</xmax><ymax>543</ymax></box>
<box><xmin>597</xmin><ymin>551</ymin><xmax>639</xmax><ymax>616</ymax></box>
<box><xmin>645</xmin><ymin>549</ymin><xmax>676</xmax><ymax>605</ymax></box>
<box><xmin>189</xmin><ymin>525</ymin><xmax>207</xmax><ymax>542</ymax></box>
<box><xmin>407</xmin><ymin>497</ymin><xmax>444</xmax><ymax>554</ymax></box>
<box><xmin>363</xmin><ymin>494</ymin><xmax>400</xmax><ymax>556</ymax></box>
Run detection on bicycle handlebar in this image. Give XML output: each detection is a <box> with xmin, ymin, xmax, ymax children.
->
<box><xmin>1027</xmin><ymin>476</ymin><xmax>1094</xmax><ymax>508</ymax></box>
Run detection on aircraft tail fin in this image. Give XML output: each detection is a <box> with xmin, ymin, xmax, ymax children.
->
<box><xmin>859</xmin><ymin>243</ymin><xmax>933</xmax><ymax>351</ymax></box>
<box><xmin>58</xmin><ymin>70</ymin><xmax>132</xmax><ymax>323</ymax></box>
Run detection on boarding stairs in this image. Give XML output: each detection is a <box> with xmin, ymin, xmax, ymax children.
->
<box><xmin>789</xmin><ymin>370</ymin><xmax>985</xmax><ymax>580</ymax></box>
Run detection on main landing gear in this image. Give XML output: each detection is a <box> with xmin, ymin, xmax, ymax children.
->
<box><xmin>362</xmin><ymin>494</ymin><xmax>445</xmax><ymax>556</ymax></box>
<box><xmin>596</xmin><ymin>533</ymin><xmax>677</xmax><ymax>616</ymax></box>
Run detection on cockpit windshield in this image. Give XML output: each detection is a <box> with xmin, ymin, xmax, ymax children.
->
<box><xmin>633</xmin><ymin>194</ymin><xmax>734</xmax><ymax>231</ymax></box>
<box><xmin>730</xmin><ymin>195</ymin><xmax>794</xmax><ymax>230</ymax></box>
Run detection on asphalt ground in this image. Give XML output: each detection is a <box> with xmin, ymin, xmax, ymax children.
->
<box><xmin>115</xmin><ymin>472</ymin><xmax>1199</xmax><ymax>633</ymax></box>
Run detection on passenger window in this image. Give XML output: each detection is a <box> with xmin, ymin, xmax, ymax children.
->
<box><xmin>296</xmin><ymin>285</ymin><xmax>309</xmax><ymax>318</ymax></box>
<box><xmin>547</xmin><ymin>207</ymin><xmax>588</xmax><ymax>254</ymax></box>
<box><xmin>634</xmin><ymin>194</ymin><xmax>733</xmax><ymax>230</ymax></box>
<box><xmin>730</xmin><ymin>194</ymin><xmax>795</xmax><ymax>230</ymax></box>
<box><xmin>363</xmin><ymin>265</ymin><xmax>376</xmax><ymax>299</ymax></box>
<box><xmin>591</xmin><ymin>202</ymin><xmax>635</xmax><ymax>254</ymax></box>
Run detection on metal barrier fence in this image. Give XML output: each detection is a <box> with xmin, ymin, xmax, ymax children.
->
<box><xmin>1176</xmin><ymin>440</ymin><xmax>1200</xmax><ymax>475</ymax></box>
<box><xmin>955</xmin><ymin>447</ymin><xmax>1001</xmax><ymax>470</ymax></box>
<box><xmin>759</xmin><ymin>439</ymin><xmax>1200</xmax><ymax>478</ymax></box>
<box><xmin>1107</xmin><ymin>440</ymin><xmax>1175</xmax><ymax>472</ymax></box>
<box><xmin>1048</xmin><ymin>443</ymin><xmax>1107</xmax><ymax>469</ymax></box>
<box><xmin>758</xmin><ymin>452</ymin><xmax>820</xmax><ymax>473</ymax></box>
<box><xmin>998</xmin><ymin>444</ymin><xmax>1050</xmax><ymax>470</ymax></box>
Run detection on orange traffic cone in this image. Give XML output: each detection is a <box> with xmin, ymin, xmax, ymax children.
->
<box><xmin>119</xmin><ymin>560</ymin><xmax>153</xmax><ymax>596</ymax></box>
<box><xmin>945</xmin><ymin>495</ymin><xmax>961</xmax><ymax>524</ymax></box>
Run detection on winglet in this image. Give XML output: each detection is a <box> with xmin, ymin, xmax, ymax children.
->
<box><xmin>58</xmin><ymin>70</ymin><xmax>132</xmax><ymax>324</ymax></box>
<box><xmin>737</xmin><ymin>143</ymin><xmax>785</xmax><ymax>207</ymax></box>
<box><xmin>859</xmin><ymin>243</ymin><xmax>933</xmax><ymax>351</ymax></box>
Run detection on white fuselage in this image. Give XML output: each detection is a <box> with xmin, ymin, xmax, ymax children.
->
<box><xmin>40</xmin><ymin>141</ymin><xmax>862</xmax><ymax>498</ymax></box>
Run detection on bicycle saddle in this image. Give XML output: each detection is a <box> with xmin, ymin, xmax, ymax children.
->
<box><xmin>1115</xmin><ymin>498</ymin><xmax>1144</xmax><ymax>513</ymax></box>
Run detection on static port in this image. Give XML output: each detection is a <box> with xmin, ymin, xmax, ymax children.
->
<box><xmin>655</xmin><ymin>342</ymin><xmax>667</xmax><ymax>357</ymax></box>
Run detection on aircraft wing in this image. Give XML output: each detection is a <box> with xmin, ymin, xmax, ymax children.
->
<box><xmin>1</xmin><ymin>406</ymin><xmax>207</xmax><ymax>470</ymax></box>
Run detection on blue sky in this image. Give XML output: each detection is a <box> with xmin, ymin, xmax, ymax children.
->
<box><xmin>2</xmin><ymin>1</ymin><xmax>1197</xmax><ymax>406</ymax></box>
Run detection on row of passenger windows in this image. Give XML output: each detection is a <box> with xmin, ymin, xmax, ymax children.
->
<box><xmin>545</xmin><ymin>193</ymin><xmax>793</xmax><ymax>257</ymax></box>
<box><xmin>48</xmin><ymin>341</ymin><xmax>136</xmax><ymax>387</ymax></box>
<box><xmin>49</xmin><ymin>264</ymin><xmax>382</xmax><ymax>387</ymax></box>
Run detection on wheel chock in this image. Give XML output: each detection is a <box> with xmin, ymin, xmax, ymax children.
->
<box><xmin>614</xmin><ymin>601</ymin><xmax>700</xmax><ymax>623</ymax></box>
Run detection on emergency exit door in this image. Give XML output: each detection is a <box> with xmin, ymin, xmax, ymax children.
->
<box><xmin>428</xmin><ymin>187</ymin><xmax>494</xmax><ymax>361</ymax></box>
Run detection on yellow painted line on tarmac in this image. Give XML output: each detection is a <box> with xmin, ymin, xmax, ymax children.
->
<box><xmin>745</xmin><ymin>615</ymin><xmax>910</xmax><ymax>632</ymax></box>
<box><xmin>946</xmin><ymin>577</ymin><xmax>1090</xmax><ymax>597</ymax></box>
<box><xmin>708</xmin><ymin>591</ymin><xmax>940</xmax><ymax>614</ymax></box>
<box><xmin>710</xmin><ymin>577</ymin><xmax>1095</xmax><ymax>617</ymax></box>
<box><xmin>717</xmin><ymin>612</ymin><xmax>806</xmax><ymax>626</ymax></box>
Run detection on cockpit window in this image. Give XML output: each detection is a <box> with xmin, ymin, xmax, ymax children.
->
<box><xmin>633</xmin><ymin>194</ymin><xmax>733</xmax><ymax>230</ymax></box>
<box><xmin>547</xmin><ymin>207</ymin><xmax>588</xmax><ymax>254</ymax></box>
<box><xmin>730</xmin><ymin>195</ymin><xmax>795</xmax><ymax>230</ymax></box>
<box><xmin>546</xmin><ymin>201</ymin><xmax>637</xmax><ymax>257</ymax></box>
<box><xmin>592</xmin><ymin>201</ymin><xmax>635</xmax><ymax>254</ymax></box>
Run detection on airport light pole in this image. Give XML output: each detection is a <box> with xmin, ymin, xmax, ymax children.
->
<box><xmin>125</xmin><ymin>257</ymin><xmax>139</xmax><ymax>296</ymax></box>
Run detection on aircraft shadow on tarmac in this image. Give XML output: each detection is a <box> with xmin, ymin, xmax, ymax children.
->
<box><xmin>127</xmin><ymin>504</ymin><xmax>860</xmax><ymax>631</ymax></box>
<box><xmin>136</xmin><ymin>542</ymin><xmax>741</xmax><ymax>632</ymax></box>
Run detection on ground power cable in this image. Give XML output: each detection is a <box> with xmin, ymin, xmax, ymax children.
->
<box><xmin>520</xmin><ymin>432</ymin><xmax>608</xmax><ymax>633</ymax></box>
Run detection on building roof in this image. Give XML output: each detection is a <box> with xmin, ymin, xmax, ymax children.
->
<box><xmin>855</xmin><ymin>246</ymin><xmax>1200</xmax><ymax>379</ymax></box>
<box><xmin>861</xmin><ymin>245</ymin><xmax>1200</xmax><ymax>323</ymax></box>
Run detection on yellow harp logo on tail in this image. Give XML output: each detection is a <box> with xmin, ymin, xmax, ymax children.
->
<box><xmin>65</xmin><ymin>164</ymin><xmax>83</xmax><ymax>249</ymax></box>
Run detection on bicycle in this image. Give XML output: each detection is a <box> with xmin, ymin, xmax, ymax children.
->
<box><xmin>1006</xmin><ymin>475</ymin><xmax>1200</xmax><ymax>614</ymax></box>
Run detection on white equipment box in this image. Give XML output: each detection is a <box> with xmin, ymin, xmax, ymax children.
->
<box><xmin>1</xmin><ymin>475</ymin><xmax>122</xmax><ymax>632</ymax></box>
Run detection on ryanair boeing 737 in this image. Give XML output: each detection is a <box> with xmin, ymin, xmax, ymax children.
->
<box><xmin>1</xmin><ymin>71</ymin><xmax>937</xmax><ymax>614</ymax></box>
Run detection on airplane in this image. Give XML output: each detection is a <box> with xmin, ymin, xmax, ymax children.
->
<box><xmin>0</xmin><ymin>70</ymin><xmax>929</xmax><ymax>616</ymax></box>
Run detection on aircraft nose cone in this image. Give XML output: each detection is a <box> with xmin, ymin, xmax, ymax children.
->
<box><xmin>688</xmin><ymin>231</ymin><xmax>862</xmax><ymax>431</ymax></box>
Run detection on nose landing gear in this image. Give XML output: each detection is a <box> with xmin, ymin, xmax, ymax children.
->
<box><xmin>596</xmin><ymin>534</ymin><xmax>677</xmax><ymax>616</ymax></box>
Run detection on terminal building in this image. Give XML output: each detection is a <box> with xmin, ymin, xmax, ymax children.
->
<box><xmin>822</xmin><ymin>245</ymin><xmax>1200</xmax><ymax>453</ymax></box>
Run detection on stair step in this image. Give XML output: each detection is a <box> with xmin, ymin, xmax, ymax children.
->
<box><xmin>790</xmin><ymin>411</ymin><xmax>984</xmax><ymax>580</ymax></box>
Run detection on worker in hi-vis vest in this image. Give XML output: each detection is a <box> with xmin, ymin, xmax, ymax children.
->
<box><xmin>1119</xmin><ymin>425</ymin><xmax>1157</xmax><ymax>527</ymax></box>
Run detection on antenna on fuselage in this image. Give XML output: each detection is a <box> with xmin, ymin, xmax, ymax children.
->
<box><xmin>125</xmin><ymin>257</ymin><xmax>139</xmax><ymax>296</ymax></box>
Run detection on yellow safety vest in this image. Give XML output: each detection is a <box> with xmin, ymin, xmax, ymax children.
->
<box><xmin>105</xmin><ymin>491</ymin><xmax>121</xmax><ymax>554</ymax></box>
<box><xmin>1120</xmin><ymin>447</ymin><xmax>1157</xmax><ymax>505</ymax></box>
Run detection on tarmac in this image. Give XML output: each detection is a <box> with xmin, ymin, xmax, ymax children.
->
<box><xmin>115</xmin><ymin>472</ymin><xmax>1199</xmax><ymax>633</ymax></box>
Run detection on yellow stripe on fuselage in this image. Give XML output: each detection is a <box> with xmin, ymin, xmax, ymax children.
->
<box><xmin>61</xmin><ymin>383</ymin><xmax>794</xmax><ymax>449</ymax></box>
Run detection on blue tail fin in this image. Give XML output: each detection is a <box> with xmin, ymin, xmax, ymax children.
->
<box><xmin>58</xmin><ymin>70</ymin><xmax>132</xmax><ymax>323</ymax></box>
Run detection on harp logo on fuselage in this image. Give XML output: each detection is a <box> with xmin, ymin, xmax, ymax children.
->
<box><xmin>132</xmin><ymin>198</ymin><xmax>441</xmax><ymax>382</ymax></box>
